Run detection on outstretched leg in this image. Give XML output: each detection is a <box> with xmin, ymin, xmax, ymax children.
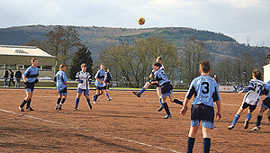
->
<box><xmin>133</xmin><ymin>82</ymin><xmax>151</xmax><ymax>97</ymax></box>
<box><xmin>228</xmin><ymin>106</ymin><xmax>245</xmax><ymax>130</ymax></box>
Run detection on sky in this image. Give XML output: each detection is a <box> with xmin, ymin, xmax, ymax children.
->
<box><xmin>0</xmin><ymin>0</ymin><xmax>269</xmax><ymax>46</ymax></box>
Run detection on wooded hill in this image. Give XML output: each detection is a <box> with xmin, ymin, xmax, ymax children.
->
<box><xmin>0</xmin><ymin>25</ymin><xmax>269</xmax><ymax>62</ymax></box>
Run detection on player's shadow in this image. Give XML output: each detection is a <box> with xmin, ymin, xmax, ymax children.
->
<box><xmin>72</xmin><ymin>133</ymin><xmax>147</xmax><ymax>153</ymax></box>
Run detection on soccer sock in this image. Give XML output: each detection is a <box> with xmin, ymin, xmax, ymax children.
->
<box><xmin>159</xmin><ymin>98</ymin><xmax>163</xmax><ymax>105</ymax></box>
<box><xmin>105</xmin><ymin>93</ymin><xmax>110</xmax><ymax>99</ymax></box>
<box><xmin>187</xmin><ymin>137</ymin><xmax>195</xmax><ymax>153</ymax></box>
<box><xmin>87</xmin><ymin>98</ymin><xmax>92</xmax><ymax>109</ymax></box>
<box><xmin>61</xmin><ymin>98</ymin><xmax>66</xmax><ymax>104</ymax></box>
<box><xmin>20</xmin><ymin>100</ymin><xmax>27</xmax><ymax>108</ymax></box>
<box><xmin>173</xmin><ymin>99</ymin><xmax>183</xmax><ymax>105</ymax></box>
<box><xmin>246</xmin><ymin>113</ymin><xmax>252</xmax><ymax>121</ymax></box>
<box><xmin>232</xmin><ymin>114</ymin><xmax>240</xmax><ymax>126</ymax></box>
<box><xmin>138</xmin><ymin>87</ymin><xmax>146</xmax><ymax>95</ymax></box>
<box><xmin>57</xmin><ymin>98</ymin><xmax>61</xmax><ymax>104</ymax></box>
<box><xmin>256</xmin><ymin>115</ymin><xmax>263</xmax><ymax>127</ymax></box>
<box><xmin>203</xmin><ymin>138</ymin><xmax>211</xmax><ymax>153</ymax></box>
<box><xmin>163</xmin><ymin>103</ymin><xmax>171</xmax><ymax>116</ymax></box>
<box><xmin>75</xmin><ymin>98</ymin><xmax>80</xmax><ymax>109</ymax></box>
<box><xmin>93</xmin><ymin>95</ymin><xmax>97</xmax><ymax>101</ymax></box>
<box><xmin>26</xmin><ymin>99</ymin><xmax>32</xmax><ymax>108</ymax></box>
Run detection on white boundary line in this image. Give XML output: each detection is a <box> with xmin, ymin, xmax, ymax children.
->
<box><xmin>0</xmin><ymin>108</ymin><xmax>182</xmax><ymax>153</ymax></box>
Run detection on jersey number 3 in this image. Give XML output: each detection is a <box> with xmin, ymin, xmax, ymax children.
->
<box><xmin>202</xmin><ymin>82</ymin><xmax>210</xmax><ymax>94</ymax></box>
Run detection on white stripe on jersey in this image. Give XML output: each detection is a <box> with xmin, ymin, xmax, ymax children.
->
<box><xmin>242</xmin><ymin>79</ymin><xmax>264</xmax><ymax>105</ymax></box>
<box><xmin>76</xmin><ymin>71</ymin><xmax>91</xmax><ymax>90</ymax></box>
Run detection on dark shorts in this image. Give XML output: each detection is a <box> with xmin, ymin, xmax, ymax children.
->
<box><xmin>161</xmin><ymin>83</ymin><xmax>173</xmax><ymax>94</ymax></box>
<box><xmin>191</xmin><ymin>104</ymin><xmax>214</xmax><ymax>123</ymax></box>
<box><xmin>24</xmin><ymin>82</ymin><xmax>35</xmax><ymax>92</ymax></box>
<box><xmin>262</xmin><ymin>97</ymin><xmax>270</xmax><ymax>110</ymax></box>
<box><xmin>105</xmin><ymin>83</ymin><xmax>110</xmax><ymax>90</ymax></box>
<box><xmin>96</xmin><ymin>86</ymin><xmax>105</xmax><ymax>90</ymax></box>
<box><xmin>241</xmin><ymin>102</ymin><xmax>257</xmax><ymax>112</ymax></box>
<box><xmin>150</xmin><ymin>82</ymin><xmax>160</xmax><ymax>87</ymax></box>
<box><xmin>58</xmin><ymin>87</ymin><xmax>67</xmax><ymax>96</ymax></box>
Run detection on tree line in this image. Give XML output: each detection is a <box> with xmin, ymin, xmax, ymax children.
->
<box><xmin>24</xmin><ymin>26</ymin><xmax>268</xmax><ymax>87</ymax></box>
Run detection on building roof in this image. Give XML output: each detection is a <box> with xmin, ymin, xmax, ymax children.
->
<box><xmin>0</xmin><ymin>45</ymin><xmax>56</xmax><ymax>66</ymax></box>
<box><xmin>0</xmin><ymin>45</ymin><xmax>54</xmax><ymax>58</ymax></box>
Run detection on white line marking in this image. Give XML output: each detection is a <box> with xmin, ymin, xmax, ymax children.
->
<box><xmin>113</xmin><ymin>137</ymin><xmax>181</xmax><ymax>153</ymax></box>
<box><xmin>223</xmin><ymin>103</ymin><xmax>239</xmax><ymax>107</ymax></box>
<box><xmin>0</xmin><ymin>108</ymin><xmax>182</xmax><ymax>153</ymax></box>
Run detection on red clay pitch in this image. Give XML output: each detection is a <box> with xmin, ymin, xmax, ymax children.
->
<box><xmin>0</xmin><ymin>89</ymin><xmax>269</xmax><ymax>153</ymax></box>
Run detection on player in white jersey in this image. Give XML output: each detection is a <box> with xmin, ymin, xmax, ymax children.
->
<box><xmin>228</xmin><ymin>69</ymin><xmax>264</xmax><ymax>130</ymax></box>
<box><xmin>251</xmin><ymin>81</ymin><xmax>270</xmax><ymax>131</ymax></box>
<box><xmin>74</xmin><ymin>63</ymin><xmax>92</xmax><ymax>111</ymax></box>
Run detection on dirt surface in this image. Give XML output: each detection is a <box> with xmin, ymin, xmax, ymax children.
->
<box><xmin>0</xmin><ymin>89</ymin><xmax>269</xmax><ymax>153</ymax></box>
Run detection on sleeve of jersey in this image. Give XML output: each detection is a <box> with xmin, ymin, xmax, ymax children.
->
<box><xmin>88</xmin><ymin>73</ymin><xmax>92</xmax><ymax>82</ymax></box>
<box><xmin>185</xmin><ymin>80</ymin><xmax>196</xmax><ymax>100</ymax></box>
<box><xmin>95</xmin><ymin>71</ymin><xmax>99</xmax><ymax>79</ymax></box>
<box><xmin>153</xmin><ymin>72</ymin><xmax>160</xmax><ymax>81</ymax></box>
<box><xmin>63</xmin><ymin>73</ymin><xmax>68</xmax><ymax>82</ymax></box>
<box><xmin>242</xmin><ymin>81</ymin><xmax>255</xmax><ymax>93</ymax></box>
<box><xmin>24</xmin><ymin>68</ymin><xmax>31</xmax><ymax>77</ymax></box>
<box><xmin>75</xmin><ymin>72</ymin><xmax>80</xmax><ymax>80</ymax></box>
<box><xmin>213</xmin><ymin>84</ymin><xmax>221</xmax><ymax>102</ymax></box>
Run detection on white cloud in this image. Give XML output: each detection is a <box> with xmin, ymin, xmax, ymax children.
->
<box><xmin>208</xmin><ymin>0</ymin><xmax>268</xmax><ymax>8</ymax></box>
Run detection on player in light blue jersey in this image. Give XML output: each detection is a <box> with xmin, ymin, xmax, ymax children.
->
<box><xmin>18</xmin><ymin>58</ymin><xmax>39</xmax><ymax>112</ymax></box>
<box><xmin>181</xmin><ymin>60</ymin><xmax>221</xmax><ymax>153</ymax></box>
<box><xmin>251</xmin><ymin>81</ymin><xmax>270</xmax><ymax>131</ymax></box>
<box><xmin>133</xmin><ymin>56</ymin><xmax>175</xmax><ymax>112</ymax></box>
<box><xmin>55</xmin><ymin>64</ymin><xmax>68</xmax><ymax>110</ymax></box>
<box><xmin>93</xmin><ymin>64</ymin><xmax>111</xmax><ymax>103</ymax></box>
<box><xmin>228</xmin><ymin>69</ymin><xmax>264</xmax><ymax>130</ymax></box>
<box><xmin>74</xmin><ymin>63</ymin><xmax>92</xmax><ymax>111</ymax></box>
<box><xmin>150</xmin><ymin>63</ymin><xmax>183</xmax><ymax>119</ymax></box>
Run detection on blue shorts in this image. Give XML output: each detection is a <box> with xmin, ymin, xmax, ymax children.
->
<box><xmin>25</xmin><ymin>88</ymin><xmax>34</xmax><ymax>92</ymax></box>
<box><xmin>57</xmin><ymin>87</ymin><xmax>67</xmax><ymax>96</ymax></box>
<box><xmin>77</xmin><ymin>88</ymin><xmax>90</xmax><ymax>96</ymax></box>
<box><xmin>191</xmin><ymin>120</ymin><xmax>214</xmax><ymax>129</ymax></box>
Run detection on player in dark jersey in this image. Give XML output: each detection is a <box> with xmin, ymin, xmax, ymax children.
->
<box><xmin>104</xmin><ymin>68</ymin><xmax>112</xmax><ymax>101</ymax></box>
<box><xmin>181</xmin><ymin>60</ymin><xmax>221</xmax><ymax>153</ymax></box>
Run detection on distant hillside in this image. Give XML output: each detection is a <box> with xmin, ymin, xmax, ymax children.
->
<box><xmin>0</xmin><ymin>25</ymin><xmax>269</xmax><ymax>62</ymax></box>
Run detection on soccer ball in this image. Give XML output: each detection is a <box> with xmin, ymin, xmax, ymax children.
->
<box><xmin>138</xmin><ymin>17</ymin><xmax>145</xmax><ymax>25</ymax></box>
